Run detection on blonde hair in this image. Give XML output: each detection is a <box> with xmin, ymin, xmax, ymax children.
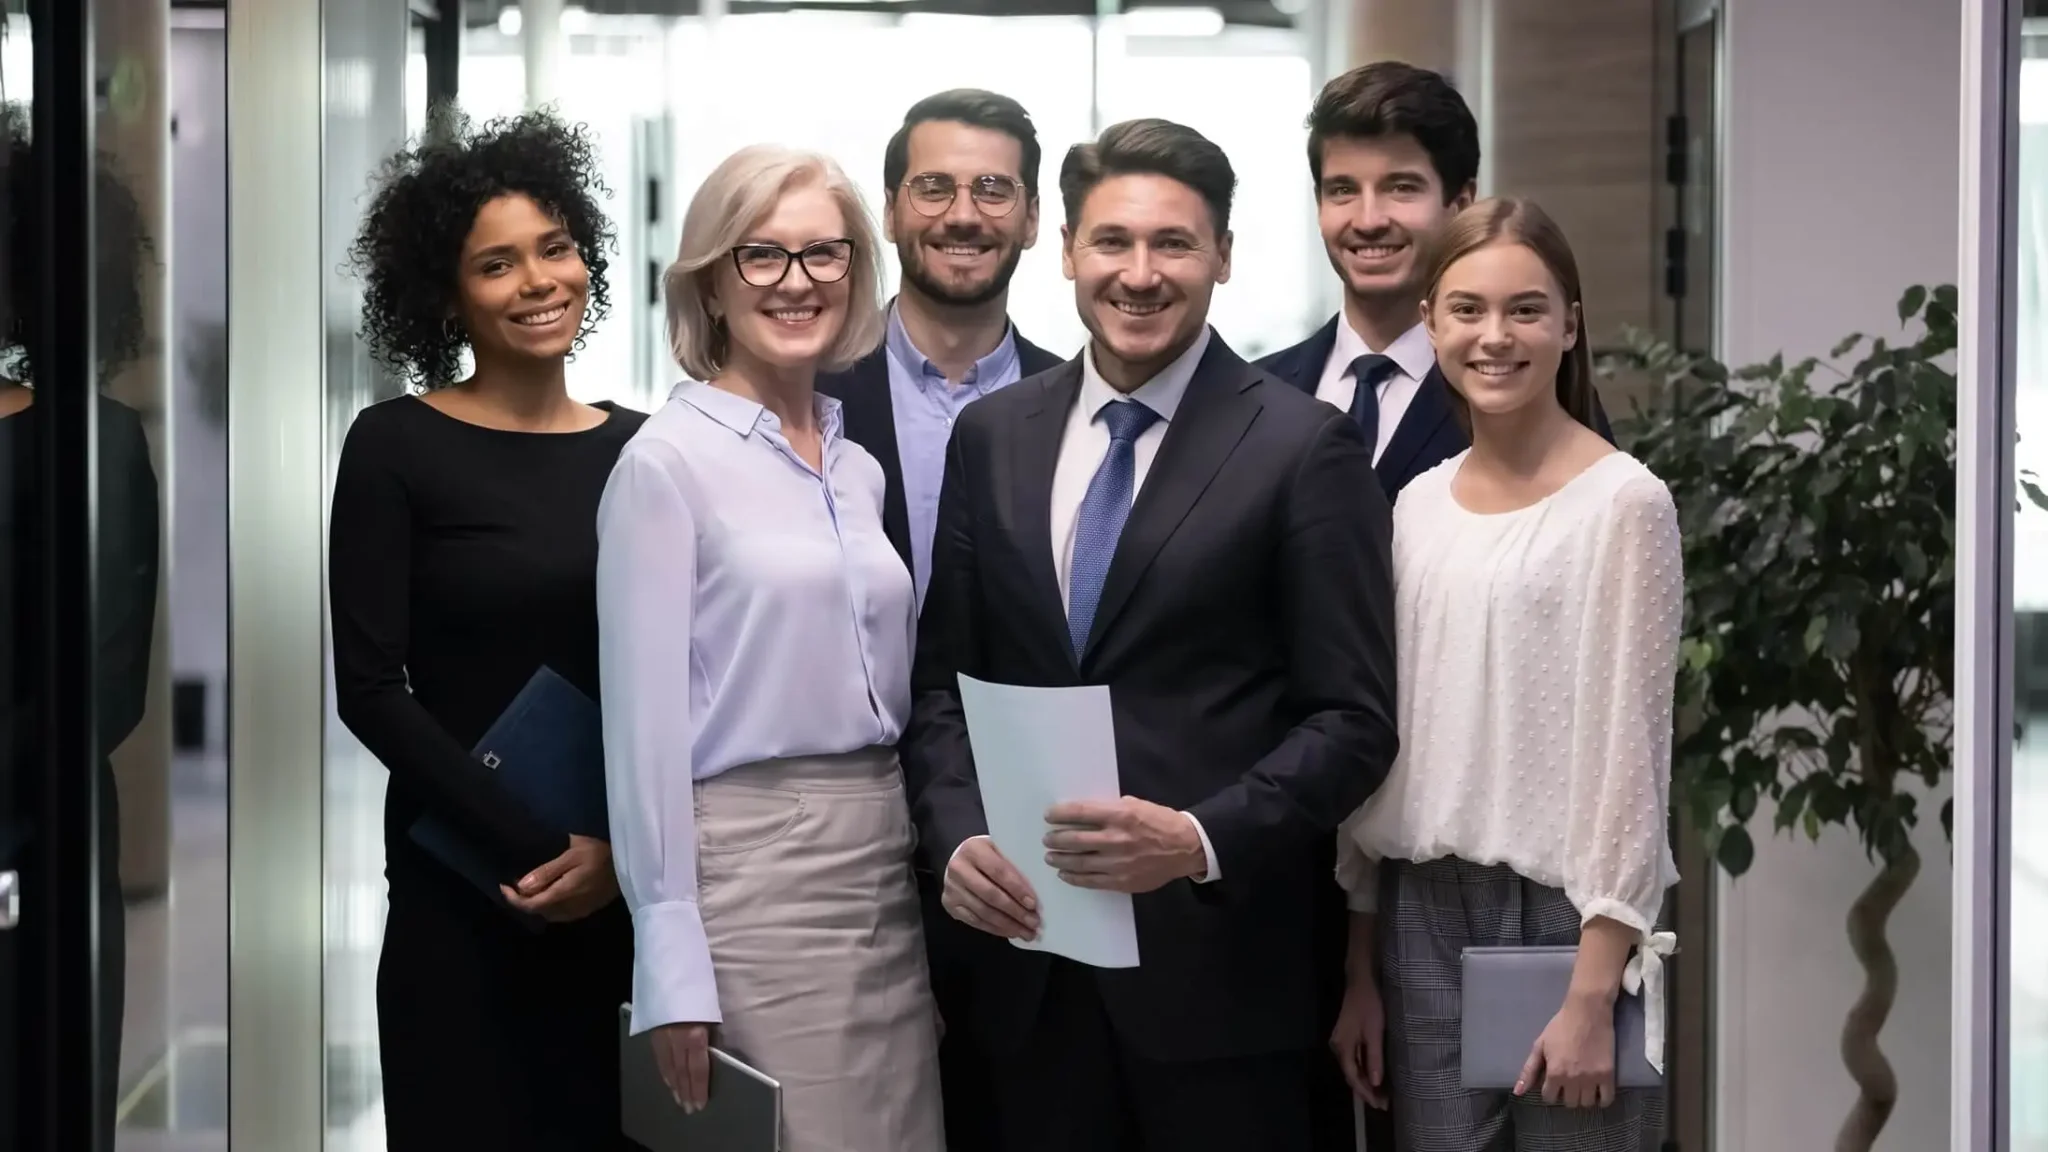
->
<box><xmin>664</xmin><ymin>145</ymin><xmax>886</xmax><ymax>382</ymax></box>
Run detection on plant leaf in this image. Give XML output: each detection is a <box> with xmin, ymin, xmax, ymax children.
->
<box><xmin>1717</xmin><ymin>824</ymin><xmax>1756</xmax><ymax>876</ymax></box>
<box><xmin>1899</xmin><ymin>284</ymin><xmax>1927</xmax><ymax>321</ymax></box>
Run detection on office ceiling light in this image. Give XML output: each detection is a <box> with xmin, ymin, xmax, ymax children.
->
<box><xmin>561</xmin><ymin>5</ymin><xmax>593</xmax><ymax>31</ymax></box>
<box><xmin>1121</xmin><ymin>5</ymin><xmax>1224</xmax><ymax>36</ymax></box>
<box><xmin>497</xmin><ymin>5</ymin><xmax>522</xmax><ymax>34</ymax></box>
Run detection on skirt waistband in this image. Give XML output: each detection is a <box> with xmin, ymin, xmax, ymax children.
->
<box><xmin>703</xmin><ymin>745</ymin><xmax>901</xmax><ymax>793</ymax></box>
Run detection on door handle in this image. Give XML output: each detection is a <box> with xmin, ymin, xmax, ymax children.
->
<box><xmin>0</xmin><ymin>870</ymin><xmax>16</xmax><ymax>930</ymax></box>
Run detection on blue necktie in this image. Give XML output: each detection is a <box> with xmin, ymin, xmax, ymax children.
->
<box><xmin>1067</xmin><ymin>399</ymin><xmax>1161</xmax><ymax>660</ymax></box>
<box><xmin>1348</xmin><ymin>353</ymin><xmax>1399</xmax><ymax>452</ymax></box>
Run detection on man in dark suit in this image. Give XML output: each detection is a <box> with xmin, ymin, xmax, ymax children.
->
<box><xmin>816</xmin><ymin>88</ymin><xmax>1063</xmax><ymax>1152</ymax></box>
<box><xmin>818</xmin><ymin>89</ymin><xmax>1064</xmax><ymax>607</ymax></box>
<box><xmin>903</xmin><ymin>117</ymin><xmax>1398</xmax><ymax>1152</ymax></box>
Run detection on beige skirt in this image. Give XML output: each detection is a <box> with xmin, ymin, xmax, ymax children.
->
<box><xmin>695</xmin><ymin>746</ymin><xmax>945</xmax><ymax>1152</ymax></box>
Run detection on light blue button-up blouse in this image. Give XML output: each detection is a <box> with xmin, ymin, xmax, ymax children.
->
<box><xmin>596</xmin><ymin>379</ymin><xmax>915</xmax><ymax>1035</ymax></box>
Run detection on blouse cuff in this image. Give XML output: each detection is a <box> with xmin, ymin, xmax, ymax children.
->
<box><xmin>628</xmin><ymin>899</ymin><xmax>722</xmax><ymax>1033</ymax></box>
<box><xmin>1623</xmin><ymin>930</ymin><xmax>1678</xmax><ymax>1077</ymax></box>
<box><xmin>1335</xmin><ymin>840</ymin><xmax>1379</xmax><ymax>913</ymax></box>
<box><xmin>1579</xmin><ymin>894</ymin><xmax>1672</xmax><ymax>1076</ymax></box>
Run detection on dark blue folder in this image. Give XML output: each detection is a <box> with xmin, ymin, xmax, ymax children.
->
<box><xmin>408</xmin><ymin>665</ymin><xmax>609</xmax><ymax>928</ymax></box>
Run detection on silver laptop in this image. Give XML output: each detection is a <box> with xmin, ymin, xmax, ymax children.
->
<box><xmin>1459</xmin><ymin>945</ymin><xmax>1662</xmax><ymax>1091</ymax></box>
<box><xmin>619</xmin><ymin>1003</ymin><xmax>782</xmax><ymax>1151</ymax></box>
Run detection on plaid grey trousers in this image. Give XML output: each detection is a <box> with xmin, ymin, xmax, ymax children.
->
<box><xmin>1377</xmin><ymin>857</ymin><xmax>1665</xmax><ymax>1152</ymax></box>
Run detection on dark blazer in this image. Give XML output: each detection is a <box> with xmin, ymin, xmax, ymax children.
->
<box><xmin>1256</xmin><ymin>314</ymin><xmax>1615</xmax><ymax>502</ymax></box>
<box><xmin>818</xmin><ymin>329</ymin><xmax>1063</xmax><ymax>576</ymax></box>
<box><xmin>902</xmin><ymin>333</ymin><xmax>1399</xmax><ymax>1063</ymax></box>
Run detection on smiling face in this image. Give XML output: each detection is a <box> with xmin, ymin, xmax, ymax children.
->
<box><xmin>1423</xmin><ymin>239</ymin><xmax>1579</xmax><ymax>418</ymax></box>
<box><xmin>711</xmin><ymin>180</ymin><xmax>854</xmax><ymax>374</ymax></box>
<box><xmin>1315</xmin><ymin>133</ymin><xmax>1470</xmax><ymax>307</ymax></box>
<box><xmin>1062</xmin><ymin>173</ymin><xmax>1230</xmax><ymax>389</ymax></box>
<box><xmin>454</xmin><ymin>192</ymin><xmax>589</xmax><ymax>366</ymax></box>
<box><xmin>886</xmin><ymin>119</ymin><xmax>1038</xmax><ymax>308</ymax></box>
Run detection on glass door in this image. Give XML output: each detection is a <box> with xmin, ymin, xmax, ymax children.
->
<box><xmin>3</xmin><ymin>0</ymin><xmax>186</xmax><ymax>1146</ymax></box>
<box><xmin>1</xmin><ymin>0</ymin><xmax>125</xmax><ymax>1146</ymax></box>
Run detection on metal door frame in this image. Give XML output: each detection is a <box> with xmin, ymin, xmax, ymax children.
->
<box><xmin>19</xmin><ymin>0</ymin><xmax>106</xmax><ymax>1146</ymax></box>
<box><xmin>1956</xmin><ymin>0</ymin><xmax>2019</xmax><ymax>1147</ymax></box>
<box><xmin>226</xmin><ymin>0</ymin><xmax>326</xmax><ymax>1147</ymax></box>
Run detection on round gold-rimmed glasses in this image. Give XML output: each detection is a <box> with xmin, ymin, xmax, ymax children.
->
<box><xmin>902</xmin><ymin>172</ymin><xmax>1024</xmax><ymax>218</ymax></box>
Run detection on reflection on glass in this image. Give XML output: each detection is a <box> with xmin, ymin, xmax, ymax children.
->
<box><xmin>0</xmin><ymin>10</ymin><xmax>30</xmax><ymax>1142</ymax></box>
<box><xmin>87</xmin><ymin>0</ymin><xmax>231</xmax><ymax>1148</ymax></box>
<box><xmin>90</xmin><ymin>0</ymin><xmax>171</xmax><ymax>1145</ymax></box>
<box><xmin>2018</xmin><ymin>20</ymin><xmax>2048</xmax><ymax>1152</ymax></box>
<box><xmin>0</xmin><ymin>26</ymin><xmax>165</xmax><ymax>1151</ymax></box>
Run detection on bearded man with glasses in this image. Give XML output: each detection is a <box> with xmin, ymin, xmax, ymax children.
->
<box><xmin>816</xmin><ymin>88</ymin><xmax>1064</xmax><ymax>1152</ymax></box>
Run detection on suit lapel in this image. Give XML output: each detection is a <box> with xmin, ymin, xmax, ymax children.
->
<box><xmin>1014</xmin><ymin>333</ymin><xmax>1066</xmax><ymax>377</ymax></box>
<box><xmin>836</xmin><ymin>350</ymin><xmax>912</xmax><ymax>570</ymax></box>
<box><xmin>1010</xmin><ymin>364</ymin><xmax>1082</xmax><ymax>657</ymax></box>
<box><xmin>1083</xmin><ymin>340</ymin><xmax>1259</xmax><ymax>660</ymax></box>
<box><xmin>1377</xmin><ymin>363</ymin><xmax>1456</xmax><ymax>490</ymax></box>
<box><xmin>1277</xmin><ymin>315</ymin><xmax>1340</xmax><ymax>396</ymax></box>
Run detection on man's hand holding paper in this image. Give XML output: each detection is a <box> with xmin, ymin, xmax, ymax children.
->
<box><xmin>943</xmin><ymin>835</ymin><xmax>1042</xmax><ymax>940</ymax></box>
<box><xmin>1043</xmin><ymin>797</ymin><xmax>1208</xmax><ymax>892</ymax></box>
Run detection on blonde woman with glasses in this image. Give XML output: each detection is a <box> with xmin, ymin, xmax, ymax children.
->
<box><xmin>596</xmin><ymin>145</ymin><xmax>944</xmax><ymax>1152</ymax></box>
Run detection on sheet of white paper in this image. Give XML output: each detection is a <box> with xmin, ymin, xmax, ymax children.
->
<box><xmin>957</xmin><ymin>673</ymin><xmax>1140</xmax><ymax>969</ymax></box>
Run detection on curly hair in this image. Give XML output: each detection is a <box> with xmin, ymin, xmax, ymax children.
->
<box><xmin>348</xmin><ymin>106</ymin><xmax>615</xmax><ymax>390</ymax></box>
<box><xmin>0</xmin><ymin>102</ymin><xmax>158</xmax><ymax>386</ymax></box>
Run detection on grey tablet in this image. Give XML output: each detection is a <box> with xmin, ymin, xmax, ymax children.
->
<box><xmin>618</xmin><ymin>1003</ymin><xmax>782</xmax><ymax>1151</ymax></box>
<box><xmin>1459</xmin><ymin>945</ymin><xmax>1662</xmax><ymax>1091</ymax></box>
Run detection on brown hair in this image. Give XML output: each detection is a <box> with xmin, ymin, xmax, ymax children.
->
<box><xmin>1060</xmin><ymin>118</ymin><xmax>1237</xmax><ymax>238</ymax></box>
<box><xmin>1422</xmin><ymin>197</ymin><xmax>1598</xmax><ymax>431</ymax></box>
<box><xmin>1305</xmin><ymin>61</ymin><xmax>1479</xmax><ymax>201</ymax></box>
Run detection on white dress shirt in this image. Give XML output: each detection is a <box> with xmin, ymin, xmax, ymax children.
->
<box><xmin>1312</xmin><ymin>317</ymin><xmax>1435</xmax><ymax>464</ymax></box>
<box><xmin>597</xmin><ymin>380</ymin><xmax>916</xmax><ymax>1035</ymax></box>
<box><xmin>1046</xmin><ymin>327</ymin><xmax>1221</xmax><ymax>882</ymax></box>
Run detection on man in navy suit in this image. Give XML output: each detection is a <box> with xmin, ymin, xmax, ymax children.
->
<box><xmin>1262</xmin><ymin>63</ymin><xmax>1615</xmax><ymax>1152</ymax></box>
<box><xmin>816</xmin><ymin>88</ymin><xmax>1063</xmax><ymax>1152</ymax></box>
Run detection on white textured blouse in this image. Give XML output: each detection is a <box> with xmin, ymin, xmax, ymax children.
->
<box><xmin>1335</xmin><ymin>450</ymin><xmax>1683</xmax><ymax>1063</ymax></box>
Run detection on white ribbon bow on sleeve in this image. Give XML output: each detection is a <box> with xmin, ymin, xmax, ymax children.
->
<box><xmin>1621</xmin><ymin>930</ymin><xmax>1678</xmax><ymax>1076</ymax></box>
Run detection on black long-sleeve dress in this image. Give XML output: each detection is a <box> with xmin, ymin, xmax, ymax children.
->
<box><xmin>0</xmin><ymin>394</ymin><xmax>158</xmax><ymax>1152</ymax></box>
<box><xmin>328</xmin><ymin>395</ymin><xmax>643</xmax><ymax>1150</ymax></box>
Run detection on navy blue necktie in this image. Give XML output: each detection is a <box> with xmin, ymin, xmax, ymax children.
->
<box><xmin>1348</xmin><ymin>353</ymin><xmax>1400</xmax><ymax>452</ymax></box>
<box><xmin>1067</xmin><ymin>399</ymin><xmax>1161</xmax><ymax>660</ymax></box>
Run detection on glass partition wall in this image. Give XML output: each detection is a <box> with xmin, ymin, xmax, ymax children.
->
<box><xmin>1</xmin><ymin>0</ymin><xmax>231</xmax><ymax>1148</ymax></box>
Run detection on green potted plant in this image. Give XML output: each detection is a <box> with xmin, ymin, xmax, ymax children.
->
<box><xmin>1603</xmin><ymin>284</ymin><xmax>2039</xmax><ymax>1151</ymax></box>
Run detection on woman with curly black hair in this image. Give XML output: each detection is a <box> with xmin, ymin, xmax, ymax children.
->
<box><xmin>327</xmin><ymin>108</ymin><xmax>644</xmax><ymax>1149</ymax></box>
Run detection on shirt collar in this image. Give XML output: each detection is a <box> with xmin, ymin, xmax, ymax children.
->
<box><xmin>1333</xmin><ymin>314</ymin><xmax>1435</xmax><ymax>383</ymax></box>
<box><xmin>884</xmin><ymin>299</ymin><xmax>1020</xmax><ymax>394</ymax></box>
<box><xmin>673</xmin><ymin>378</ymin><xmax>844</xmax><ymax>442</ymax></box>
<box><xmin>1078</xmin><ymin>324</ymin><xmax>1211</xmax><ymax>425</ymax></box>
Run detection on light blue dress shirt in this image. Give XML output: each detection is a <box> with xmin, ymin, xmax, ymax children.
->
<box><xmin>883</xmin><ymin>304</ymin><xmax>1023</xmax><ymax>608</ymax></box>
<box><xmin>596</xmin><ymin>379</ymin><xmax>916</xmax><ymax>1035</ymax></box>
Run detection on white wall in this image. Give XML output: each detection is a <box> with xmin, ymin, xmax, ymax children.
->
<box><xmin>1714</xmin><ymin>1</ymin><xmax>1959</xmax><ymax>1150</ymax></box>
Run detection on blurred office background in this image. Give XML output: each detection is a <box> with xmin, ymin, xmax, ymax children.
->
<box><xmin>3</xmin><ymin>0</ymin><xmax>2035</xmax><ymax>1149</ymax></box>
